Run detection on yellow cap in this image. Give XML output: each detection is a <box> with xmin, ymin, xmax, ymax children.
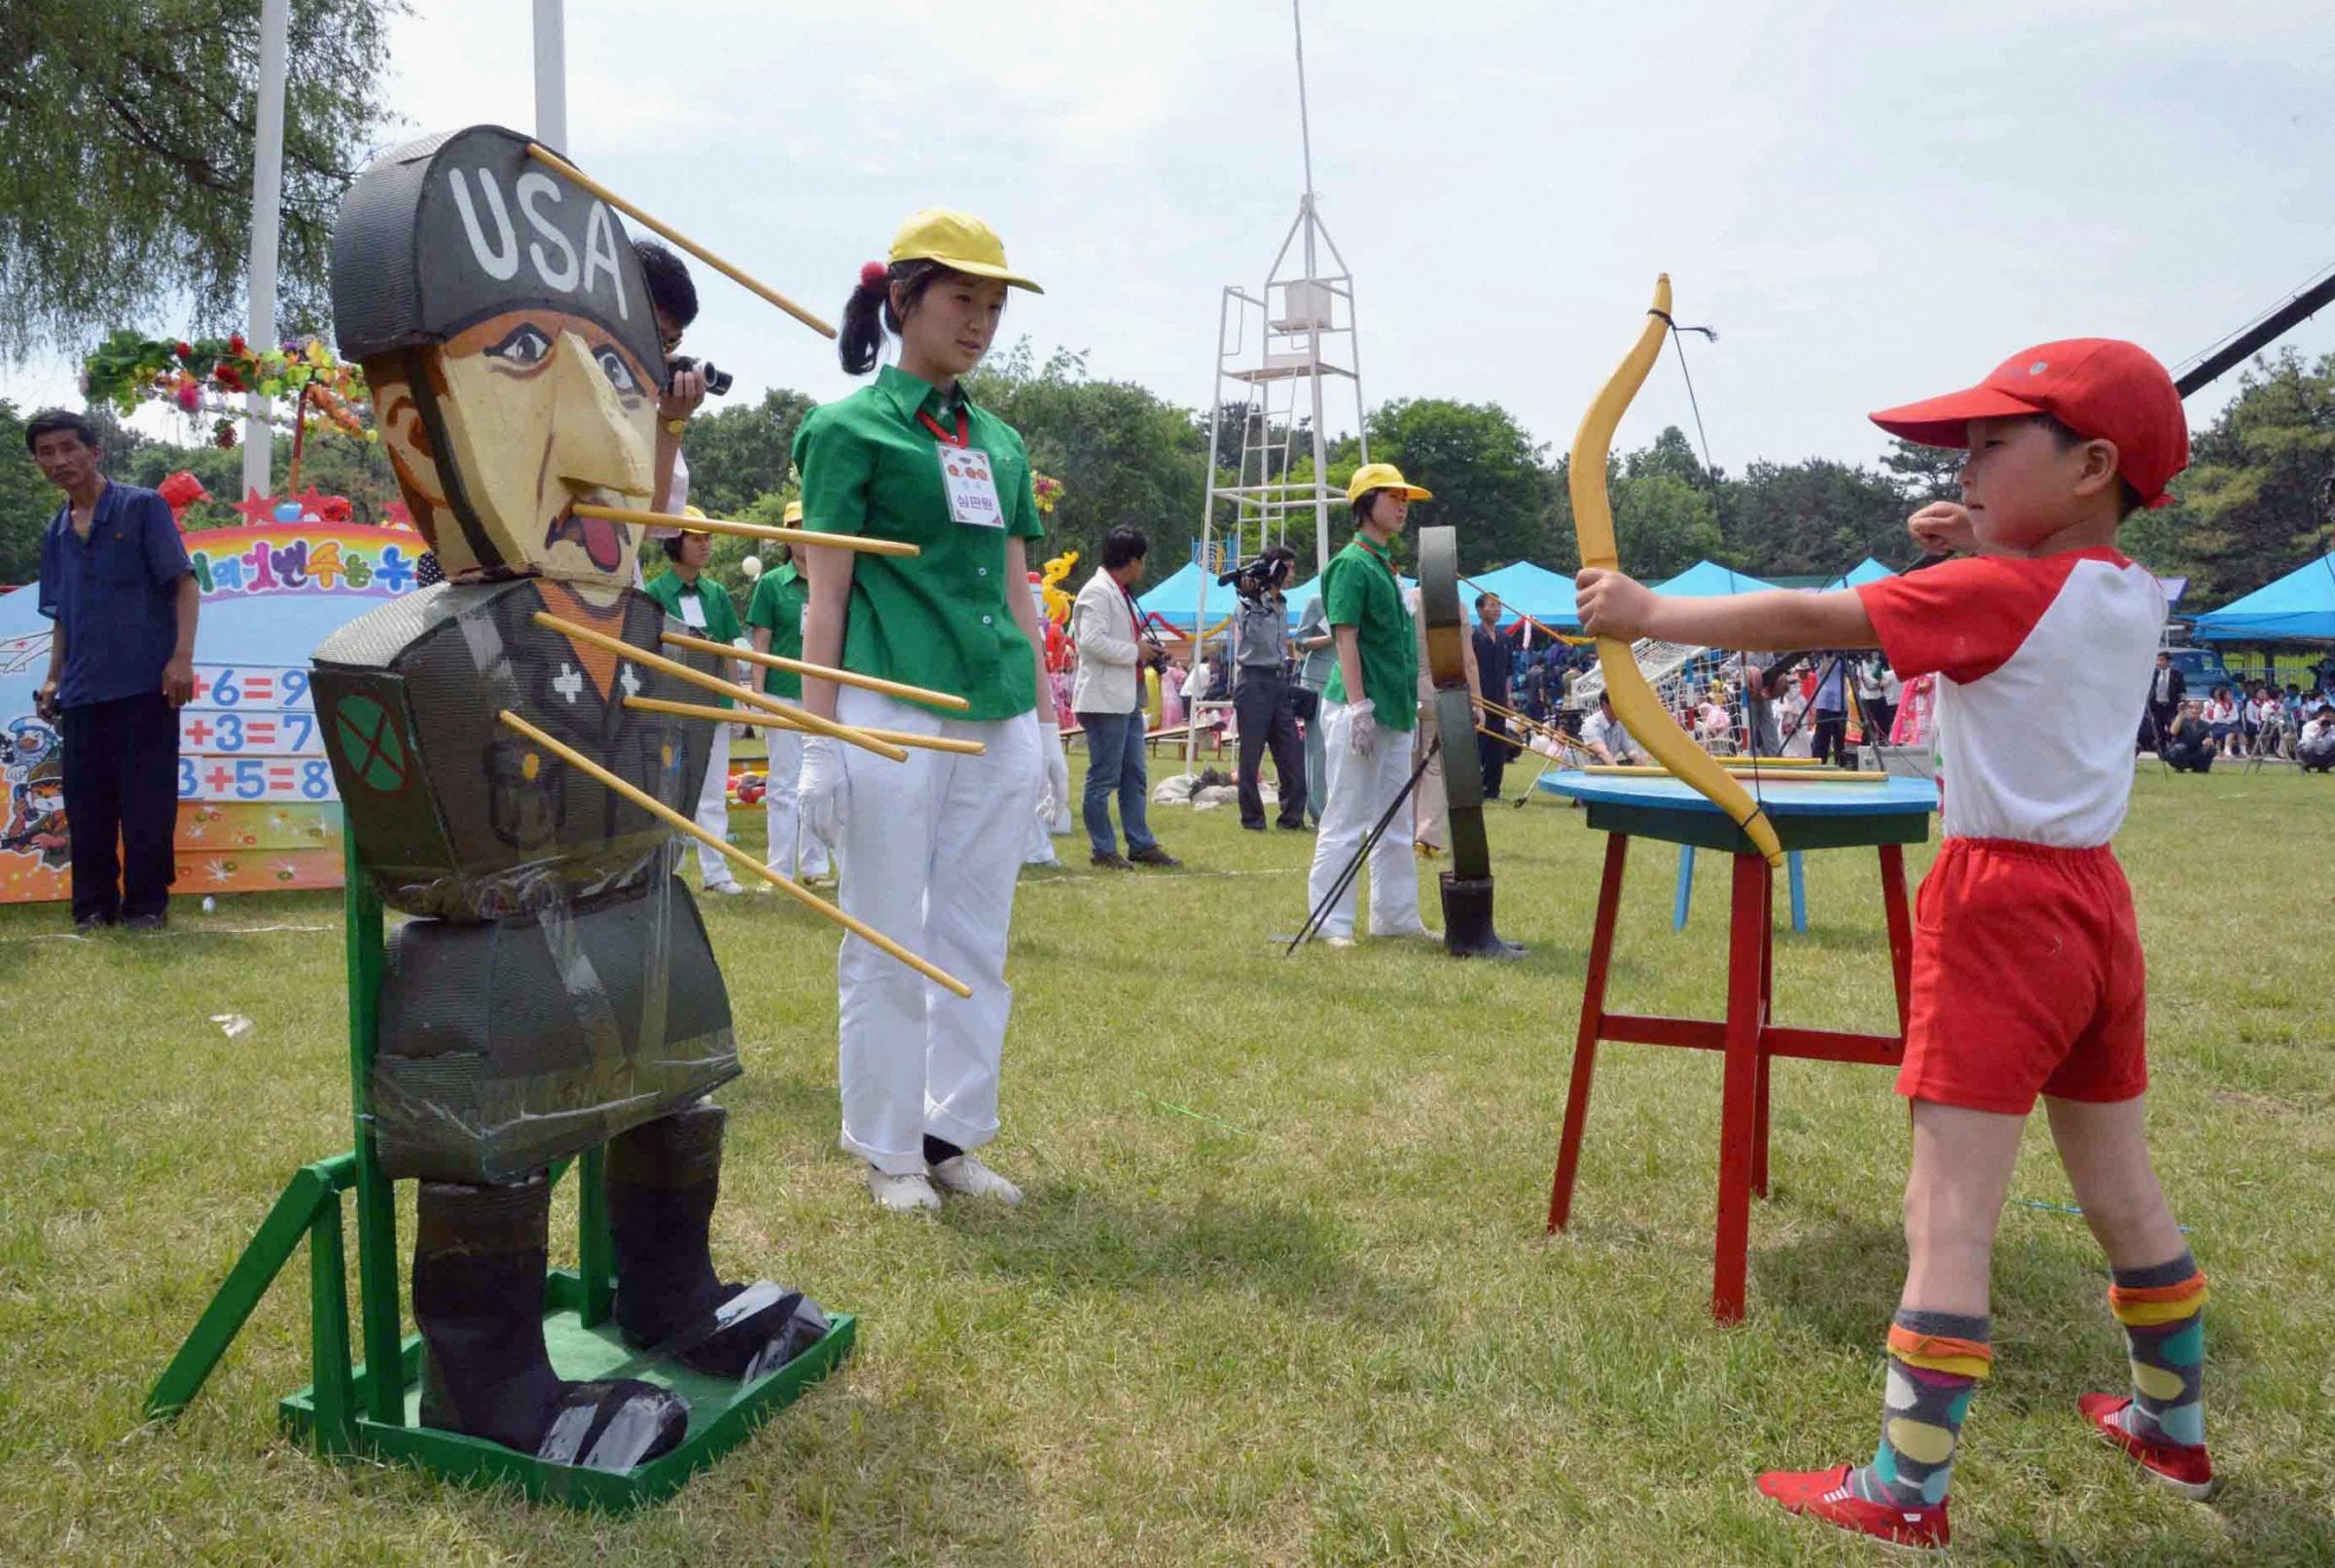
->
<box><xmin>681</xmin><ymin>504</ymin><xmax>709</xmax><ymax>531</ymax></box>
<box><xmin>1345</xmin><ymin>462</ymin><xmax>1431</xmax><ymax>504</ymax></box>
<box><xmin>783</xmin><ymin>501</ymin><xmax>804</xmax><ymax>525</ymax></box>
<box><xmin>890</xmin><ymin>209</ymin><xmax>1043</xmax><ymax>294</ymax></box>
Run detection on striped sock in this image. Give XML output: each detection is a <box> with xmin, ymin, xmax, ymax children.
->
<box><xmin>1848</xmin><ymin>1309</ymin><xmax>1992</xmax><ymax>1509</ymax></box>
<box><xmin>2109</xmin><ymin>1251</ymin><xmax>2208</xmax><ymax>1449</ymax></box>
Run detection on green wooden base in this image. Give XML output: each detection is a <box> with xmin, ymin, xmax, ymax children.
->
<box><xmin>279</xmin><ymin>1268</ymin><xmax>856</xmax><ymax>1511</ymax></box>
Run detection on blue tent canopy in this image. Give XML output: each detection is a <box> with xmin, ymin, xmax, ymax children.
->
<box><xmin>1828</xmin><ymin>556</ymin><xmax>1895</xmax><ymax>589</ymax></box>
<box><xmin>1134</xmin><ymin>560</ymin><xmax>1217</xmax><ymax>629</ymax></box>
<box><xmin>1653</xmin><ymin>560</ymin><xmax>1778</xmax><ymax>597</ymax></box>
<box><xmin>2188</xmin><ymin>554</ymin><xmax>2335</xmax><ymax>642</ymax></box>
<box><xmin>1463</xmin><ymin>560</ymin><xmax>1582</xmax><ymax>630</ymax></box>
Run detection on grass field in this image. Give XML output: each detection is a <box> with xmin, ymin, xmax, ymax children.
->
<box><xmin>1</xmin><ymin>760</ymin><xmax>2330</xmax><ymax>1565</ymax></box>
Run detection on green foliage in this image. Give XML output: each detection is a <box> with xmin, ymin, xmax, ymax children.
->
<box><xmin>0</xmin><ymin>0</ymin><xmax>402</xmax><ymax>358</ymax></box>
<box><xmin>680</xmin><ymin>389</ymin><xmax>818</xmax><ymax>519</ymax></box>
<box><xmin>1364</xmin><ymin>397</ymin><xmax>1551</xmax><ymax>573</ymax></box>
<box><xmin>1719</xmin><ymin>457</ymin><xmax>1916</xmax><ymax>576</ymax></box>
<box><xmin>0</xmin><ymin>400</ymin><xmax>60</xmax><ymax>582</ymax></box>
<box><xmin>965</xmin><ymin>340</ymin><xmax>1211</xmax><ymax>574</ymax></box>
<box><xmin>2128</xmin><ymin>350</ymin><xmax>2335</xmax><ymax>608</ymax></box>
<box><xmin>1609</xmin><ymin>468</ymin><xmax>1723</xmax><ymax>580</ymax></box>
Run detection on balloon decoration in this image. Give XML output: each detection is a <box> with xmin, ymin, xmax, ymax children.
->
<box><xmin>82</xmin><ymin>329</ymin><xmax>373</xmax><ymax>450</ymax></box>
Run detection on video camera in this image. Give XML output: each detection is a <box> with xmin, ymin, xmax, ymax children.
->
<box><xmin>668</xmin><ymin>354</ymin><xmax>734</xmax><ymax>398</ymax></box>
<box><xmin>1217</xmin><ymin>547</ymin><xmax>1297</xmax><ymax>600</ymax></box>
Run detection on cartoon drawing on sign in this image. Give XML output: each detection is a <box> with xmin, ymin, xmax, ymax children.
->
<box><xmin>310</xmin><ymin>126</ymin><xmax>831</xmax><ymax>1472</ymax></box>
<box><xmin>2</xmin><ymin>715</ymin><xmax>66</xmax><ymax>869</ymax></box>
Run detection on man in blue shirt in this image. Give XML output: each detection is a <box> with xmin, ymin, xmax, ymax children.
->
<box><xmin>29</xmin><ymin>410</ymin><xmax>198</xmax><ymax>930</ymax></box>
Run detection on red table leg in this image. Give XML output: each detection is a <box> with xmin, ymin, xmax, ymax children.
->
<box><xmin>1712</xmin><ymin>852</ymin><xmax>1769</xmax><ymax>1324</ymax></box>
<box><xmin>1549</xmin><ymin>834</ymin><xmax>1631</xmax><ymax>1233</ymax></box>
<box><xmin>1880</xmin><ymin>843</ymin><xmax>1914</xmax><ymax>1039</ymax></box>
<box><xmin>1751</xmin><ymin>863</ymin><xmax>1775</xmax><ymax>1200</ymax></box>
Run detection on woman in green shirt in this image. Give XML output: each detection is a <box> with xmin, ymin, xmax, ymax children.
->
<box><xmin>643</xmin><ymin>526</ymin><xmax>749</xmax><ymax>896</ymax></box>
<box><xmin>743</xmin><ymin>513</ymin><xmax>833</xmax><ymax>887</ymax></box>
<box><xmin>793</xmin><ymin>210</ymin><xmax>1063</xmax><ymax>1213</ymax></box>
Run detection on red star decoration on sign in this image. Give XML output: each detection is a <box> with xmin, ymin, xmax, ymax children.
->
<box><xmin>233</xmin><ymin>487</ymin><xmax>280</xmax><ymax>525</ymax></box>
<box><xmin>292</xmin><ymin>485</ymin><xmax>330</xmax><ymax>520</ymax></box>
<box><xmin>382</xmin><ymin>500</ymin><xmax>414</xmax><ymax>530</ymax></box>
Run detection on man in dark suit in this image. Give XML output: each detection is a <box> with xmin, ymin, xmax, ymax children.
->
<box><xmin>1471</xmin><ymin>593</ymin><xmax>1520</xmax><ymax>798</ymax></box>
<box><xmin>2146</xmin><ymin>651</ymin><xmax>2185</xmax><ymax>752</ymax></box>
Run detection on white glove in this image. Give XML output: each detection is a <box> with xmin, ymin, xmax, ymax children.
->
<box><xmin>1345</xmin><ymin>699</ymin><xmax>1380</xmax><ymax>759</ymax></box>
<box><xmin>1036</xmin><ymin>719</ymin><xmax>1069</xmax><ymax>822</ymax></box>
<box><xmin>798</xmin><ymin>735</ymin><xmax>847</xmax><ymax>853</ymax></box>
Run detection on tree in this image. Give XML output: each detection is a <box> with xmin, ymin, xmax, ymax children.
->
<box><xmin>1720</xmin><ymin>457</ymin><xmax>1915</xmax><ymax>576</ymax></box>
<box><xmin>1877</xmin><ymin>437</ymin><xmax>1963</xmax><ymax>504</ymax></box>
<box><xmin>0</xmin><ymin>0</ymin><xmax>400</xmax><ymax>358</ymax></box>
<box><xmin>680</xmin><ymin>389</ymin><xmax>818</xmax><ymax>519</ymax></box>
<box><xmin>966</xmin><ymin>340</ymin><xmax>1211</xmax><ymax>575</ymax></box>
<box><xmin>0</xmin><ymin>401</ymin><xmax>61</xmax><ymax>583</ymax></box>
<box><xmin>1625</xmin><ymin>425</ymin><xmax>1713</xmax><ymax>489</ymax></box>
<box><xmin>1364</xmin><ymin>397</ymin><xmax>1551</xmax><ymax>572</ymax></box>
<box><xmin>1610</xmin><ymin>469</ymin><xmax>1721</xmax><ymax>580</ymax></box>
<box><xmin>2125</xmin><ymin>349</ymin><xmax>2335</xmax><ymax>606</ymax></box>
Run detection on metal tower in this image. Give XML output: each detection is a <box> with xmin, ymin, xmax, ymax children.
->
<box><xmin>1184</xmin><ymin>0</ymin><xmax>1370</xmax><ymax>765</ymax></box>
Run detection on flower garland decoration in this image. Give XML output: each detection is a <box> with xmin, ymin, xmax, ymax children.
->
<box><xmin>1031</xmin><ymin>472</ymin><xmax>1064</xmax><ymax>516</ymax></box>
<box><xmin>82</xmin><ymin>330</ymin><xmax>374</xmax><ymax>450</ymax></box>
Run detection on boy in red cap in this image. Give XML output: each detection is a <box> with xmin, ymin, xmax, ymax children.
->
<box><xmin>1575</xmin><ymin>339</ymin><xmax>2209</xmax><ymax>1550</ymax></box>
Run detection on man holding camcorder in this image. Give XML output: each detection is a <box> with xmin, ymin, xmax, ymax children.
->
<box><xmin>1227</xmin><ymin>546</ymin><xmax>1308</xmax><ymax>832</ymax></box>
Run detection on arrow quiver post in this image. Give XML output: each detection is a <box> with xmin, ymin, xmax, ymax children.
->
<box><xmin>1418</xmin><ymin>525</ymin><xmax>1525</xmax><ymax>959</ymax></box>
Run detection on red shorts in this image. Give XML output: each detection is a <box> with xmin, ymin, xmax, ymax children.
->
<box><xmin>1899</xmin><ymin>837</ymin><xmax>2147</xmax><ymax>1115</ymax></box>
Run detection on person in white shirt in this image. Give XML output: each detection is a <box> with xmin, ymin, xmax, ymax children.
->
<box><xmin>2298</xmin><ymin>711</ymin><xmax>2335</xmax><ymax>771</ymax></box>
<box><xmin>1070</xmin><ymin>528</ymin><xmax>1178</xmax><ymax>869</ymax></box>
<box><xmin>1583</xmin><ymin>693</ymin><xmax>1643</xmax><ymax>765</ymax></box>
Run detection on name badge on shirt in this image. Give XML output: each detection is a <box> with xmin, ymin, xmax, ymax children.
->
<box><xmin>678</xmin><ymin>594</ymin><xmax>707</xmax><ymax>628</ymax></box>
<box><xmin>938</xmin><ymin>445</ymin><xmax>1004</xmax><ymax>527</ymax></box>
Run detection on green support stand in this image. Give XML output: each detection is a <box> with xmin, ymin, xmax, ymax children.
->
<box><xmin>145</xmin><ymin>839</ymin><xmax>855</xmax><ymax>1509</ymax></box>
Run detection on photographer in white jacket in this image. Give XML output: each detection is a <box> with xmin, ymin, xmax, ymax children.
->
<box><xmin>1071</xmin><ymin>528</ymin><xmax>1179</xmax><ymax>869</ymax></box>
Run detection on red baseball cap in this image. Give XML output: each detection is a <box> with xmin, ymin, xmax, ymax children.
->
<box><xmin>1868</xmin><ymin>339</ymin><xmax>2189</xmax><ymax>508</ymax></box>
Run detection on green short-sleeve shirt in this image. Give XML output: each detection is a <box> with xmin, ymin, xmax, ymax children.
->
<box><xmin>1319</xmin><ymin>535</ymin><xmax>1417</xmax><ymax>731</ymax></box>
<box><xmin>642</xmin><ymin>567</ymin><xmax>744</xmax><ymax>709</ymax></box>
<box><xmin>744</xmin><ymin>561</ymin><xmax>809</xmax><ymax>700</ymax></box>
<box><xmin>791</xmin><ymin>365</ymin><xmax>1045</xmax><ymax>720</ymax></box>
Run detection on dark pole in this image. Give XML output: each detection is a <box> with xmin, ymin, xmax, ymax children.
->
<box><xmin>2174</xmin><ymin>266</ymin><xmax>2335</xmax><ymax>398</ymax></box>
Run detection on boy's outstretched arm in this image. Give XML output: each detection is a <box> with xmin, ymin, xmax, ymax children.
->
<box><xmin>1575</xmin><ymin>570</ymin><xmax>1876</xmax><ymax>654</ymax></box>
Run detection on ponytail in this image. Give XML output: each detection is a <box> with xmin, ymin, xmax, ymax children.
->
<box><xmin>837</xmin><ymin>257</ymin><xmax>956</xmax><ymax>375</ymax></box>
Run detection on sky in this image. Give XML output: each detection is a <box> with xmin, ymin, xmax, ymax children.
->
<box><xmin>7</xmin><ymin>0</ymin><xmax>2333</xmax><ymax>476</ymax></box>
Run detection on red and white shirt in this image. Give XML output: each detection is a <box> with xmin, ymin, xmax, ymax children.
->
<box><xmin>1857</xmin><ymin>549</ymin><xmax>2165</xmax><ymax>847</ymax></box>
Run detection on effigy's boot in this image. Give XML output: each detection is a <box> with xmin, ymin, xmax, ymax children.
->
<box><xmin>413</xmin><ymin>1174</ymin><xmax>688</xmax><ymax>1471</ymax></box>
<box><xmin>607</xmin><ymin>1102</ymin><xmax>830</xmax><ymax>1380</ymax></box>
<box><xmin>1440</xmin><ymin>873</ymin><xmax>1527</xmax><ymax>960</ymax></box>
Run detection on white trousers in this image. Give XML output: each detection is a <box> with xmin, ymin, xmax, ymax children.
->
<box><xmin>835</xmin><ymin>687</ymin><xmax>1038</xmax><ymax>1174</ymax></box>
<box><xmin>692</xmin><ymin>722</ymin><xmax>736</xmax><ymax>889</ymax></box>
<box><xmin>761</xmin><ymin>725</ymin><xmax>829</xmax><ymax>878</ymax></box>
<box><xmin>1305</xmin><ymin>700</ymin><xmax>1425</xmax><ymax>940</ymax></box>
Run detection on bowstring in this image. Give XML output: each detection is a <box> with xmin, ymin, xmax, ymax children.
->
<box><xmin>1655</xmin><ymin>310</ymin><xmax>1773</xmax><ymax>838</ymax></box>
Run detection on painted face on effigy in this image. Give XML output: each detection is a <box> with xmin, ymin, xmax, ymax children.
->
<box><xmin>336</xmin><ymin>126</ymin><xmax>665</xmax><ymax>603</ymax></box>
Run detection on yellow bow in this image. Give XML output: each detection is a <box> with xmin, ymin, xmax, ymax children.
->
<box><xmin>1567</xmin><ymin>274</ymin><xmax>1783</xmax><ymax>867</ymax></box>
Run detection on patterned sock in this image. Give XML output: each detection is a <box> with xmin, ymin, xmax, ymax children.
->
<box><xmin>2109</xmin><ymin>1251</ymin><xmax>2208</xmax><ymax>1449</ymax></box>
<box><xmin>1848</xmin><ymin>1309</ymin><xmax>1993</xmax><ymax>1509</ymax></box>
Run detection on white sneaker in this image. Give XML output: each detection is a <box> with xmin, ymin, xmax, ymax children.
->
<box><xmin>928</xmin><ymin>1154</ymin><xmax>1023</xmax><ymax>1206</ymax></box>
<box><xmin>866</xmin><ymin>1167</ymin><xmax>942</xmax><ymax>1212</ymax></box>
<box><xmin>1323</xmin><ymin>934</ymin><xmax>1357</xmax><ymax>948</ymax></box>
<box><xmin>703</xmin><ymin>879</ymin><xmax>745</xmax><ymax>897</ymax></box>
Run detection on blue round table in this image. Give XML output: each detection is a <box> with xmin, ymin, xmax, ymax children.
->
<box><xmin>1534</xmin><ymin>768</ymin><xmax>1939</xmax><ymax>1322</ymax></box>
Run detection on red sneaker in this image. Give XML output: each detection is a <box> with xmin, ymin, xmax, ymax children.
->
<box><xmin>2078</xmin><ymin>1393</ymin><xmax>2216</xmax><ymax>1501</ymax></box>
<box><xmin>1757</xmin><ymin>1463</ymin><xmax>1950</xmax><ymax>1550</ymax></box>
